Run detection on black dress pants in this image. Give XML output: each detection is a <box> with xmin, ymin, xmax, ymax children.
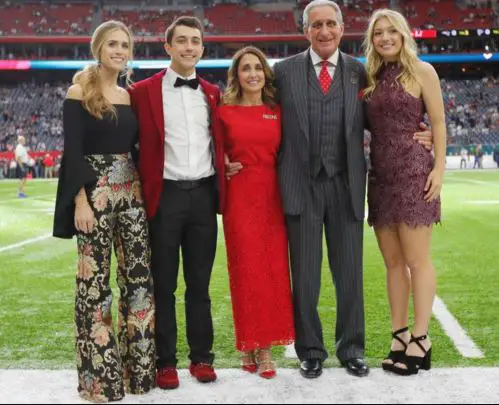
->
<box><xmin>150</xmin><ymin>177</ymin><xmax>218</xmax><ymax>368</ymax></box>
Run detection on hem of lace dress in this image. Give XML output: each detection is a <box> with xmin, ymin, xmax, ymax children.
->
<box><xmin>368</xmin><ymin>219</ymin><xmax>442</xmax><ymax>228</ymax></box>
<box><xmin>237</xmin><ymin>338</ymin><xmax>295</xmax><ymax>352</ymax></box>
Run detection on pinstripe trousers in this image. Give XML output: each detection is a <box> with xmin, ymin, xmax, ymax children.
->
<box><xmin>286</xmin><ymin>171</ymin><xmax>365</xmax><ymax>362</ymax></box>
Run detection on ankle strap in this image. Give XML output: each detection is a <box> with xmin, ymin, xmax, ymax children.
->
<box><xmin>410</xmin><ymin>334</ymin><xmax>429</xmax><ymax>353</ymax></box>
<box><xmin>392</xmin><ymin>327</ymin><xmax>409</xmax><ymax>337</ymax></box>
<box><xmin>392</xmin><ymin>327</ymin><xmax>409</xmax><ymax>348</ymax></box>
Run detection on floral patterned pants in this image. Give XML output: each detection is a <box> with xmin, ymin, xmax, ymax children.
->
<box><xmin>75</xmin><ymin>154</ymin><xmax>156</xmax><ymax>402</ymax></box>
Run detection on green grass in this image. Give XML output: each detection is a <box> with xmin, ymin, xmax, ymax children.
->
<box><xmin>0</xmin><ymin>171</ymin><xmax>498</xmax><ymax>369</ymax></box>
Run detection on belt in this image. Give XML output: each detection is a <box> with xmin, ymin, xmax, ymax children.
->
<box><xmin>164</xmin><ymin>175</ymin><xmax>215</xmax><ymax>190</ymax></box>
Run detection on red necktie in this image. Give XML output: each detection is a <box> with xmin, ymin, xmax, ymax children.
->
<box><xmin>319</xmin><ymin>60</ymin><xmax>332</xmax><ymax>94</ymax></box>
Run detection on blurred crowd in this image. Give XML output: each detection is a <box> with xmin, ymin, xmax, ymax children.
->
<box><xmin>1</xmin><ymin>72</ymin><xmax>498</xmax><ymax>180</ymax></box>
<box><xmin>0</xmin><ymin>1</ymin><xmax>96</xmax><ymax>36</ymax></box>
<box><xmin>0</xmin><ymin>83</ymin><xmax>65</xmax><ymax>159</ymax></box>
<box><xmin>443</xmin><ymin>75</ymin><xmax>499</xmax><ymax>146</ymax></box>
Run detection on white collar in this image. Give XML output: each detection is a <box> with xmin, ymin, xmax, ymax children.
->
<box><xmin>309</xmin><ymin>47</ymin><xmax>340</xmax><ymax>67</ymax></box>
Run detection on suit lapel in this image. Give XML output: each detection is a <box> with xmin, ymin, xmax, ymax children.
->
<box><xmin>291</xmin><ymin>51</ymin><xmax>310</xmax><ymax>142</ymax></box>
<box><xmin>147</xmin><ymin>70</ymin><xmax>166</xmax><ymax>141</ymax></box>
<box><xmin>341</xmin><ymin>52</ymin><xmax>359</xmax><ymax>140</ymax></box>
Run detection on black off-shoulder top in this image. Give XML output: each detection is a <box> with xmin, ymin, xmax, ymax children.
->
<box><xmin>53</xmin><ymin>99</ymin><xmax>139</xmax><ymax>239</ymax></box>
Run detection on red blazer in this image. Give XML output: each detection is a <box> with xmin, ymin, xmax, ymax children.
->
<box><xmin>129</xmin><ymin>70</ymin><xmax>226</xmax><ymax>219</ymax></box>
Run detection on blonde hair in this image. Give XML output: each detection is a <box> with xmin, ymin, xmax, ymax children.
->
<box><xmin>223</xmin><ymin>46</ymin><xmax>277</xmax><ymax>107</ymax></box>
<box><xmin>363</xmin><ymin>9</ymin><xmax>419</xmax><ymax>99</ymax></box>
<box><xmin>72</xmin><ymin>20</ymin><xmax>134</xmax><ymax>120</ymax></box>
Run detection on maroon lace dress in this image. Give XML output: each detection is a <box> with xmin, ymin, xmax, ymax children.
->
<box><xmin>366</xmin><ymin>63</ymin><xmax>441</xmax><ymax>227</ymax></box>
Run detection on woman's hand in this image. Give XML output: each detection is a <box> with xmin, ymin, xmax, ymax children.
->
<box><xmin>74</xmin><ymin>198</ymin><xmax>95</xmax><ymax>234</ymax></box>
<box><xmin>424</xmin><ymin>168</ymin><xmax>444</xmax><ymax>202</ymax></box>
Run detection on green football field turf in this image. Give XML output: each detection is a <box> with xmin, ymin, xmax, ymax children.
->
<box><xmin>0</xmin><ymin>170</ymin><xmax>498</xmax><ymax>369</ymax></box>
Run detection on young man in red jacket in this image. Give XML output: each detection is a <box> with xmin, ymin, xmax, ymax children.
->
<box><xmin>129</xmin><ymin>16</ymin><xmax>228</xmax><ymax>390</ymax></box>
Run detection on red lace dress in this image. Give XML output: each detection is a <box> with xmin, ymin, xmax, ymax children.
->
<box><xmin>216</xmin><ymin>104</ymin><xmax>295</xmax><ymax>352</ymax></box>
<box><xmin>366</xmin><ymin>63</ymin><xmax>441</xmax><ymax>227</ymax></box>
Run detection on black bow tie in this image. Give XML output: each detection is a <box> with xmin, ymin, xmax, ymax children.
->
<box><xmin>174</xmin><ymin>77</ymin><xmax>200</xmax><ymax>90</ymax></box>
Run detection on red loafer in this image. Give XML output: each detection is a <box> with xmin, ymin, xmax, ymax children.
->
<box><xmin>156</xmin><ymin>367</ymin><xmax>180</xmax><ymax>390</ymax></box>
<box><xmin>189</xmin><ymin>363</ymin><xmax>217</xmax><ymax>383</ymax></box>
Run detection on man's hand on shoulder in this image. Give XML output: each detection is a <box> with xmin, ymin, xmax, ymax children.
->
<box><xmin>414</xmin><ymin>122</ymin><xmax>433</xmax><ymax>151</ymax></box>
<box><xmin>225</xmin><ymin>154</ymin><xmax>243</xmax><ymax>180</ymax></box>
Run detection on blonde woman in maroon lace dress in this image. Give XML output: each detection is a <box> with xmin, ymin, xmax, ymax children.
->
<box><xmin>363</xmin><ymin>9</ymin><xmax>446</xmax><ymax>376</ymax></box>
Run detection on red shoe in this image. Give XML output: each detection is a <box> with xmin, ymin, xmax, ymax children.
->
<box><xmin>257</xmin><ymin>349</ymin><xmax>277</xmax><ymax>380</ymax></box>
<box><xmin>156</xmin><ymin>367</ymin><xmax>179</xmax><ymax>390</ymax></box>
<box><xmin>242</xmin><ymin>364</ymin><xmax>258</xmax><ymax>374</ymax></box>
<box><xmin>241</xmin><ymin>351</ymin><xmax>257</xmax><ymax>374</ymax></box>
<box><xmin>189</xmin><ymin>363</ymin><xmax>217</xmax><ymax>383</ymax></box>
<box><xmin>259</xmin><ymin>368</ymin><xmax>277</xmax><ymax>379</ymax></box>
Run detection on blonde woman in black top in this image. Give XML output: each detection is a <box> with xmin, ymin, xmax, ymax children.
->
<box><xmin>53</xmin><ymin>21</ymin><xmax>155</xmax><ymax>402</ymax></box>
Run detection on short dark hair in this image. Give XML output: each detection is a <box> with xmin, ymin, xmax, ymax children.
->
<box><xmin>165</xmin><ymin>16</ymin><xmax>204</xmax><ymax>45</ymax></box>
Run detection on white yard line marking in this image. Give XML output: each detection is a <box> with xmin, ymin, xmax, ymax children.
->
<box><xmin>284</xmin><ymin>295</ymin><xmax>484</xmax><ymax>360</ymax></box>
<box><xmin>452</xmin><ymin>178</ymin><xmax>499</xmax><ymax>187</ymax></box>
<box><xmin>433</xmin><ymin>296</ymin><xmax>484</xmax><ymax>358</ymax></box>
<box><xmin>465</xmin><ymin>200</ymin><xmax>499</xmax><ymax>205</ymax></box>
<box><xmin>0</xmin><ymin>234</ymin><xmax>52</xmax><ymax>254</ymax></box>
<box><xmin>0</xmin><ymin>195</ymin><xmax>56</xmax><ymax>203</ymax></box>
<box><xmin>0</xmin><ymin>179</ymin><xmax>58</xmax><ymax>182</ymax></box>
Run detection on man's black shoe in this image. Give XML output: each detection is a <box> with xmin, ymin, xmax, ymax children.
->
<box><xmin>340</xmin><ymin>358</ymin><xmax>370</xmax><ymax>377</ymax></box>
<box><xmin>299</xmin><ymin>359</ymin><xmax>323</xmax><ymax>379</ymax></box>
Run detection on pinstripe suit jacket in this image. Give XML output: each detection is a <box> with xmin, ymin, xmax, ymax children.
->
<box><xmin>274</xmin><ymin>50</ymin><xmax>368</xmax><ymax>221</ymax></box>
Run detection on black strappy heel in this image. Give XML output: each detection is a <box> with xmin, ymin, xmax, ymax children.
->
<box><xmin>392</xmin><ymin>334</ymin><xmax>432</xmax><ymax>376</ymax></box>
<box><xmin>382</xmin><ymin>326</ymin><xmax>409</xmax><ymax>372</ymax></box>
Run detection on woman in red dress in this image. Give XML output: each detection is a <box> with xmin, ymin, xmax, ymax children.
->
<box><xmin>213</xmin><ymin>46</ymin><xmax>295</xmax><ymax>379</ymax></box>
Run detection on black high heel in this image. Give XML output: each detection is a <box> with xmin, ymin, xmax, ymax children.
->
<box><xmin>392</xmin><ymin>334</ymin><xmax>432</xmax><ymax>376</ymax></box>
<box><xmin>382</xmin><ymin>326</ymin><xmax>409</xmax><ymax>372</ymax></box>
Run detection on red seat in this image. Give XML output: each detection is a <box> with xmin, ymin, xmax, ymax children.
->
<box><xmin>0</xmin><ymin>2</ymin><xmax>94</xmax><ymax>35</ymax></box>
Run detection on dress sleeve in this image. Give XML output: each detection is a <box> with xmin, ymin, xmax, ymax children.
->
<box><xmin>128</xmin><ymin>86</ymin><xmax>140</xmax><ymax>166</ymax></box>
<box><xmin>53</xmin><ymin>100</ymin><xmax>97</xmax><ymax>239</ymax></box>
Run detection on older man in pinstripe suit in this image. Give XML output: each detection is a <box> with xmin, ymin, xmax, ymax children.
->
<box><xmin>273</xmin><ymin>0</ymin><xmax>370</xmax><ymax>379</ymax></box>
<box><xmin>272</xmin><ymin>0</ymin><xmax>433</xmax><ymax>380</ymax></box>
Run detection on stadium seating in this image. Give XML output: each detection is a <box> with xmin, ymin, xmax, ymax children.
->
<box><xmin>1</xmin><ymin>76</ymin><xmax>497</xmax><ymax>157</ymax></box>
<box><xmin>1</xmin><ymin>0</ymin><xmax>497</xmax><ymax>36</ymax></box>
<box><xmin>399</xmin><ymin>0</ymin><xmax>495</xmax><ymax>29</ymax></box>
<box><xmin>443</xmin><ymin>77</ymin><xmax>499</xmax><ymax>145</ymax></box>
<box><xmin>102</xmin><ymin>9</ymin><xmax>194</xmax><ymax>36</ymax></box>
<box><xmin>0</xmin><ymin>2</ymin><xmax>95</xmax><ymax>35</ymax></box>
<box><xmin>341</xmin><ymin>0</ymin><xmax>391</xmax><ymax>31</ymax></box>
<box><xmin>0</xmin><ymin>84</ymin><xmax>65</xmax><ymax>153</ymax></box>
<box><xmin>204</xmin><ymin>4</ymin><xmax>297</xmax><ymax>35</ymax></box>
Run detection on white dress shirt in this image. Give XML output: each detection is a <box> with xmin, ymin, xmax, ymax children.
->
<box><xmin>162</xmin><ymin>68</ymin><xmax>215</xmax><ymax>181</ymax></box>
<box><xmin>310</xmin><ymin>47</ymin><xmax>340</xmax><ymax>79</ymax></box>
